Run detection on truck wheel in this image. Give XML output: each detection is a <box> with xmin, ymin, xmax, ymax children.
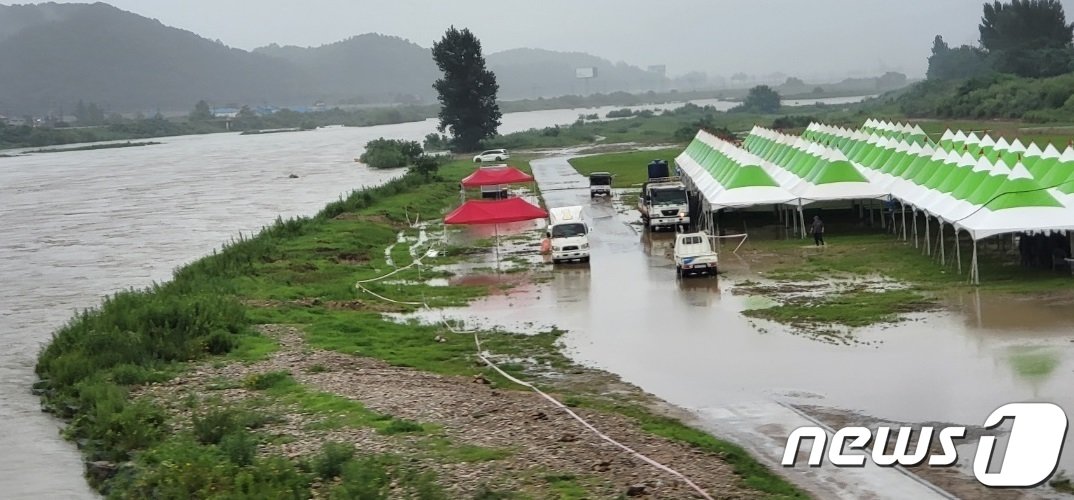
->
<box><xmin>582</xmin><ymin>256</ymin><xmax>590</xmax><ymax>263</ymax></box>
<box><xmin>675</xmin><ymin>265</ymin><xmax>682</xmax><ymax>278</ymax></box>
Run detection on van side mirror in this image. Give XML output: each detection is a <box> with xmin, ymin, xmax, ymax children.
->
<box><xmin>545</xmin><ymin>231</ymin><xmax>551</xmax><ymax>238</ymax></box>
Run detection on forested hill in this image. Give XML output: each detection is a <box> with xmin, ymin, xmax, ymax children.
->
<box><xmin>0</xmin><ymin>2</ymin><xmax>668</xmax><ymax>115</ymax></box>
<box><xmin>0</xmin><ymin>2</ymin><xmax>309</xmax><ymax>114</ymax></box>
<box><xmin>252</xmin><ymin>35</ymin><xmax>440</xmax><ymax>105</ymax></box>
<box><xmin>486</xmin><ymin>48</ymin><xmax>667</xmax><ymax>99</ymax></box>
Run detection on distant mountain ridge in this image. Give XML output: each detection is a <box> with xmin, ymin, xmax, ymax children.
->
<box><xmin>0</xmin><ymin>2</ymin><xmax>669</xmax><ymax>115</ymax></box>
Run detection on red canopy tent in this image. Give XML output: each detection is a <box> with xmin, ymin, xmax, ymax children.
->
<box><xmin>444</xmin><ymin>198</ymin><xmax>547</xmax><ymax>270</ymax></box>
<box><xmin>443</xmin><ymin>197</ymin><xmax>547</xmax><ymax>225</ymax></box>
<box><xmin>459</xmin><ymin>166</ymin><xmax>533</xmax><ymax>188</ymax></box>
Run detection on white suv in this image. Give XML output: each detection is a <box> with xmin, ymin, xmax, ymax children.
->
<box><xmin>473</xmin><ymin>149</ymin><xmax>509</xmax><ymax>163</ymax></box>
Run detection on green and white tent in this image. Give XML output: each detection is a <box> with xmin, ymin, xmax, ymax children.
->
<box><xmin>676</xmin><ymin>131</ymin><xmax>797</xmax><ymax>210</ymax></box>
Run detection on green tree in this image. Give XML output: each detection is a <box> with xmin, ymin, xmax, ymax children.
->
<box><xmin>189</xmin><ymin>100</ymin><xmax>213</xmax><ymax>121</ymax></box>
<box><xmin>733</xmin><ymin>85</ymin><xmax>781</xmax><ymax>114</ymax></box>
<box><xmin>927</xmin><ymin>35</ymin><xmax>991</xmax><ymax>80</ymax></box>
<box><xmin>75</xmin><ymin>100</ymin><xmax>87</xmax><ymax>124</ymax></box>
<box><xmin>980</xmin><ymin>0</ymin><xmax>1074</xmax><ymax>77</ymax></box>
<box><xmin>431</xmin><ymin>27</ymin><xmax>501</xmax><ymax>152</ymax></box>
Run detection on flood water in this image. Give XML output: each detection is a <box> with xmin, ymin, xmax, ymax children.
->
<box><xmin>422</xmin><ymin>157</ymin><xmax>1074</xmax><ymax>494</ymax></box>
<box><xmin>0</xmin><ymin>94</ymin><xmax>873</xmax><ymax>497</ymax></box>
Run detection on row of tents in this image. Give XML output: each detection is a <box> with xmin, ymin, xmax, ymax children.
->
<box><xmin>675</xmin><ymin>122</ymin><xmax>1074</xmax><ymax>283</ymax></box>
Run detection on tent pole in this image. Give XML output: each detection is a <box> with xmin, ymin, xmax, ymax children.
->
<box><xmin>495</xmin><ymin>223</ymin><xmax>501</xmax><ymax>273</ymax></box>
<box><xmin>870</xmin><ymin>200</ymin><xmax>876</xmax><ymax>227</ymax></box>
<box><xmin>939</xmin><ymin>223</ymin><xmax>945</xmax><ymax>265</ymax></box>
<box><xmin>924</xmin><ymin>215</ymin><xmax>931</xmax><ymax>256</ymax></box>
<box><xmin>955</xmin><ymin>229</ymin><xmax>962</xmax><ymax>274</ymax></box>
<box><xmin>901</xmin><ymin>202</ymin><xmax>907</xmax><ymax>240</ymax></box>
<box><xmin>971</xmin><ymin>239</ymin><xmax>979</xmax><ymax>286</ymax></box>
<box><xmin>790</xmin><ymin>205</ymin><xmax>796</xmax><ymax>239</ymax></box>
<box><xmin>912</xmin><ymin>210</ymin><xmax>919</xmax><ymax>248</ymax></box>
<box><xmin>798</xmin><ymin>200</ymin><xmax>806</xmax><ymax>240</ymax></box>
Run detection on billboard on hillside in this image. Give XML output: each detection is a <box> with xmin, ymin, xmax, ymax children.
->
<box><xmin>575</xmin><ymin>67</ymin><xmax>596</xmax><ymax>79</ymax></box>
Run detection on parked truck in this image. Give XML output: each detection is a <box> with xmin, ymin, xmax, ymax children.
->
<box><xmin>673</xmin><ymin>231</ymin><xmax>718</xmax><ymax>277</ymax></box>
<box><xmin>637</xmin><ymin>160</ymin><xmax>691</xmax><ymax>231</ymax></box>
<box><xmin>589</xmin><ymin>172</ymin><xmax>613</xmax><ymax>198</ymax></box>
<box><xmin>546</xmin><ymin>205</ymin><xmax>591</xmax><ymax>264</ymax></box>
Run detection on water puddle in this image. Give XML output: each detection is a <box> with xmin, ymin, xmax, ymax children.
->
<box><xmin>403</xmin><ymin>155</ymin><xmax>1074</xmax><ymax>487</ymax></box>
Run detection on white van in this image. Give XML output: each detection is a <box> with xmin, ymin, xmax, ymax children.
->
<box><xmin>546</xmin><ymin>206</ymin><xmax>590</xmax><ymax>264</ymax></box>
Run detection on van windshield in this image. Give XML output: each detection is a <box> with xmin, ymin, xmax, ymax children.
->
<box><xmin>551</xmin><ymin>223</ymin><xmax>586</xmax><ymax>238</ymax></box>
<box><xmin>590</xmin><ymin>176</ymin><xmax>612</xmax><ymax>186</ymax></box>
<box><xmin>651</xmin><ymin>188</ymin><xmax>686</xmax><ymax>205</ymax></box>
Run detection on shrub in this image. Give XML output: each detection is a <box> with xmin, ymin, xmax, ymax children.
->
<box><xmin>242</xmin><ymin>371</ymin><xmax>293</xmax><ymax>390</ymax></box>
<box><xmin>771</xmin><ymin>115</ymin><xmax>818</xmax><ymax>130</ymax></box>
<box><xmin>360</xmin><ymin>146</ymin><xmax>408</xmax><ymax>169</ymax></box>
<box><xmin>409</xmin><ymin>154</ymin><xmax>443</xmax><ymax>179</ymax></box>
<box><xmin>310</xmin><ymin>442</ymin><xmax>355</xmax><ymax>479</ymax></box>
<box><xmin>109</xmin><ymin>438</ymin><xmax>311</xmax><ymax>499</ymax></box>
<box><xmin>68</xmin><ymin>380</ymin><xmax>167</xmax><ymax>462</ymax></box>
<box><xmin>193</xmin><ymin>408</ymin><xmax>243</xmax><ymax>445</ymax></box>
<box><xmin>219</xmin><ymin>430</ymin><xmax>258</xmax><ymax>466</ymax></box>
<box><xmin>422</xmin><ymin>133</ymin><xmax>450</xmax><ymax>151</ymax></box>
<box><xmin>606</xmin><ymin>108</ymin><xmax>634</xmax><ymax>118</ymax></box>
<box><xmin>381</xmin><ymin>418</ymin><xmax>424</xmax><ymax>435</ymax></box>
<box><xmin>731</xmin><ymin>85</ymin><xmax>781</xmax><ymax>114</ymax></box>
<box><xmin>360</xmin><ymin>138</ymin><xmax>423</xmax><ymax>169</ymax></box>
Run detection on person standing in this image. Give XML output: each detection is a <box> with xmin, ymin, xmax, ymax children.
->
<box><xmin>811</xmin><ymin>216</ymin><xmax>825</xmax><ymax>246</ymax></box>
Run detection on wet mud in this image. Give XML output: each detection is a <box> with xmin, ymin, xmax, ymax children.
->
<box><xmin>414</xmin><ymin>155</ymin><xmax>1074</xmax><ymax>498</ymax></box>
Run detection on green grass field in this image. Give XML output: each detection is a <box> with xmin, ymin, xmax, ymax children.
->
<box><xmin>568</xmin><ymin>148</ymin><xmax>685</xmax><ymax>188</ymax></box>
<box><xmin>914</xmin><ymin>120</ymin><xmax>1074</xmax><ymax>149</ymax></box>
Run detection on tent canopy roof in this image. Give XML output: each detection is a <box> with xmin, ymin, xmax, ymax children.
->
<box><xmin>460</xmin><ymin>166</ymin><xmax>533</xmax><ymax>187</ymax></box>
<box><xmin>443</xmin><ymin>198</ymin><xmax>547</xmax><ymax>224</ymax></box>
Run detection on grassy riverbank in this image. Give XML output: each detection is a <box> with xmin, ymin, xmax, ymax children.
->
<box><xmin>25</xmin><ymin>141</ymin><xmax>162</xmax><ymax>154</ymax></box>
<box><xmin>35</xmin><ymin>158</ymin><xmax>804</xmax><ymax>498</ymax></box>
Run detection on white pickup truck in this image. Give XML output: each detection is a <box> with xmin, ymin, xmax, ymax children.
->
<box><xmin>673</xmin><ymin>232</ymin><xmax>718</xmax><ymax>277</ymax></box>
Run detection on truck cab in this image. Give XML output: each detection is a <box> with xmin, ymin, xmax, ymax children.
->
<box><xmin>589</xmin><ymin>172</ymin><xmax>612</xmax><ymax>198</ymax></box>
<box><xmin>547</xmin><ymin>206</ymin><xmax>591</xmax><ymax>264</ymax></box>
<box><xmin>673</xmin><ymin>232</ymin><xmax>718</xmax><ymax>277</ymax></box>
<box><xmin>637</xmin><ymin>159</ymin><xmax>691</xmax><ymax>231</ymax></box>
<box><xmin>639</xmin><ymin>178</ymin><xmax>690</xmax><ymax>230</ymax></box>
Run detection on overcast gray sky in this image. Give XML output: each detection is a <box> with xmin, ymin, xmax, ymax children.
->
<box><xmin>36</xmin><ymin>0</ymin><xmax>1074</xmax><ymax>79</ymax></box>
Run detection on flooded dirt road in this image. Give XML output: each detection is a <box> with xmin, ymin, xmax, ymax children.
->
<box><xmin>434</xmin><ymin>156</ymin><xmax>1074</xmax><ymax>498</ymax></box>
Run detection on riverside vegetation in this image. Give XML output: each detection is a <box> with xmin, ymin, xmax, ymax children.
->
<box><xmin>34</xmin><ymin>159</ymin><xmax>805</xmax><ymax>498</ymax></box>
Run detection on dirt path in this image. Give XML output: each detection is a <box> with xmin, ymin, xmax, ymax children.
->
<box><xmin>138</xmin><ymin>324</ymin><xmax>760</xmax><ymax>498</ymax></box>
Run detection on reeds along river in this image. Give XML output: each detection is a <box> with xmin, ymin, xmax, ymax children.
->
<box><xmin>0</xmin><ymin>96</ymin><xmax>871</xmax><ymax>497</ymax></box>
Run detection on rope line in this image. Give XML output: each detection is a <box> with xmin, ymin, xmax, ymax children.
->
<box><xmin>472</xmin><ymin>332</ymin><xmax>715</xmax><ymax>500</ymax></box>
<box><xmin>351</xmin><ymin>225</ymin><xmax>715</xmax><ymax>500</ymax></box>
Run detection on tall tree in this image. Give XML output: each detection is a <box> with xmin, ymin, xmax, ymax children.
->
<box><xmin>980</xmin><ymin>0</ymin><xmax>1074</xmax><ymax>77</ymax></box>
<box><xmin>189</xmin><ymin>100</ymin><xmax>213</xmax><ymax>121</ymax></box>
<box><xmin>432</xmin><ymin>27</ymin><xmax>501</xmax><ymax>152</ymax></box>
<box><xmin>980</xmin><ymin>0</ymin><xmax>1073</xmax><ymax>52</ymax></box>
<box><xmin>927</xmin><ymin>35</ymin><xmax>990</xmax><ymax>80</ymax></box>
